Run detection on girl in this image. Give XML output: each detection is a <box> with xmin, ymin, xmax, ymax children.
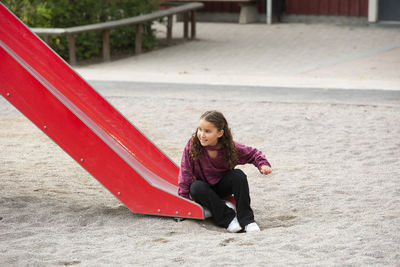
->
<box><xmin>178</xmin><ymin>110</ymin><xmax>272</xmax><ymax>233</ymax></box>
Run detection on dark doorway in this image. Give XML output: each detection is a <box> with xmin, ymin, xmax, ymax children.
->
<box><xmin>379</xmin><ymin>0</ymin><xmax>400</xmax><ymax>21</ymax></box>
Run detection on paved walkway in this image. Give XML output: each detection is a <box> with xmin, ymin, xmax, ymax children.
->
<box><xmin>74</xmin><ymin>22</ymin><xmax>400</xmax><ymax>90</ymax></box>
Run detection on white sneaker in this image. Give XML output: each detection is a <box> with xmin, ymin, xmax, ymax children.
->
<box><xmin>203</xmin><ymin>207</ymin><xmax>212</xmax><ymax>219</ymax></box>
<box><xmin>245</xmin><ymin>222</ymin><xmax>260</xmax><ymax>233</ymax></box>
<box><xmin>227</xmin><ymin>216</ymin><xmax>242</xmax><ymax>233</ymax></box>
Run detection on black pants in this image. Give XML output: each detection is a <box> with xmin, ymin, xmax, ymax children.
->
<box><xmin>189</xmin><ymin>169</ymin><xmax>255</xmax><ymax>228</ymax></box>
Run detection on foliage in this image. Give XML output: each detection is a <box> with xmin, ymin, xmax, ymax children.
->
<box><xmin>3</xmin><ymin>0</ymin><xmax>159</xmax><ymax>61</ymax></box>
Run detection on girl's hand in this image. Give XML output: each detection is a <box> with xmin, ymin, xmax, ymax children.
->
<box><xmin>259</xmin><ymin>165</ymin><xmax>272</xmax><ymax>175</ymax></box>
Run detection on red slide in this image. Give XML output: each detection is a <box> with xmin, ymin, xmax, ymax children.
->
<box><xmin>0</xmin><ymin>3</ymin><xmax>204</xmax><ymax>219</ymax></box>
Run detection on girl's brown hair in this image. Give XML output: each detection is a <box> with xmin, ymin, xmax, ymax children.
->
<box><xmin>190</xmin><ymin>110</ymin><xmax>238</xmax><ymax>169</ymax></box>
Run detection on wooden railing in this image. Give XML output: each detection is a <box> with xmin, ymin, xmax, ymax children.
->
<box><xmin>31</xmin><ymin>2</ymin><xmax>204</xmax><ymax>65</ymax></box>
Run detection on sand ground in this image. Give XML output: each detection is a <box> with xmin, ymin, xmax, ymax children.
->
<box><xmin>1</xmin><ymin>82</ymin><xmax>399</xmax><ymax>266</ymax></box>
<box><xmin>1</xmin><ymin>19</ymin><xmax>400</xmax><ymax>266</ymax></box>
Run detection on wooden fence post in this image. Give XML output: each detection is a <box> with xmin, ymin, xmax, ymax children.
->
<box><xmin>135</xmin><ymin>24</ymin><xmax>143</xmax><ymax>54</ymax></box>
<box><xmin>191</xmin><ymin>11</ymin><xmax>196</xmax><ymax>40</ymax></box>
<box><xmin>43</xmin><ymin>35</ymin><xmax>50</xmax><ymax>44</ymax></box>
<box><xmin>67</xmin><ymin>34</ymin><xmax>77</xmax><ymax>65</ymax></box>
<box><xmin>183</xmin><ymin>13</ymin><xmax>189</xmax><ymax>39</ymax></box>
<box><xmin>103</xmin><ymin>29</ymin><xmax>110</xmax><ymax>61</ymax></box>
<box><xmin>167</xmin><ymin>15</ymin><xmax>173</xmax><ymax>45</ymax></box>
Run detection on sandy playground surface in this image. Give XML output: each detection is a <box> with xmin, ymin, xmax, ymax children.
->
<box><xmin>0</xmin><ymin>82</ymin><xmax>399</xmax><ymax>266</ymax></box>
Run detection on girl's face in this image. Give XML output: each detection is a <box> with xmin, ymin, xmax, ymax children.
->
<box><xmin>197</xmin><ymin>119</ymin><xmax>224</xmax><ymax>147</ymax></box>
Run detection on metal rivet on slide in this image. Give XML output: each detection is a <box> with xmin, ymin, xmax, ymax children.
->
<box><xmin>157</xmin><ymin>209</ymin><xmax>161</xmax><ymax>213</ymax></box>
<box><xmin>117</xmin><ymin>192</ymin><xmax>121</xmax><ymax>196</ymax></box>
<box><xmin>188</xmin><ymin>212</ymin><xmax>191</xmax><ymax>216</ymax></box>
<box><xmin>175</xmin><ymin>211</ymin><xmax>179</xmax><ymax>215</ymax></box>
<box><xmin>6</xmin><ymin>93</ymin><xmax>10</xmax><ymax>97</ymax></box>
<box><xmin>80</xmin><ymin>158</ymin><xmax>84</xmax><ymax>162</ymax></box>
<box><xmin>43</xmin><ymin>126</ymin><xmax>47</xmax><ymax>129</ymax></box>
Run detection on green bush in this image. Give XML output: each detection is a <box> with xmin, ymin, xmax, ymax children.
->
<box><xmin>3</xmin><ymin>0</ymin><xmax>159</xmax><ymax>61</ymax></box>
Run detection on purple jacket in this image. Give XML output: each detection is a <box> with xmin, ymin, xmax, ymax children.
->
<box><xmin>178</xmin><ymin>138</ymin><xmax>271</xmax><ymax>199</ymax></box>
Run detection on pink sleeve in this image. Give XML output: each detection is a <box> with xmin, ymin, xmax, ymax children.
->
<box><xmin>178</xmin><ymin>138</ymin><xmax>195</xmax><ymax>199</ymax></box>
<box><xmin>235</xmin><ymin>142</ymin><xmax>271</xmax><ymax>169</ymax></box>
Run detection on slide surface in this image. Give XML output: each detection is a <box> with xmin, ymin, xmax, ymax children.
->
<box><xmin>0</xmin><ymin>3</ymin><xmax>203</xmax><ymax>219</ymax></box>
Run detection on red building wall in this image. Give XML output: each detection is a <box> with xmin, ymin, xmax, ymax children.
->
<box><xmin>201</xmin><ymin>2</ymin><xmax>241</xmax><ymax>13</ymax></box>
<box><xmin>198</xmin><ymin>0</ymin><xmax>368</xmax><ymax>16</ymax></box>
<box><xmin>283</xmin><ymin>0</ymin><xmax>367</xmax><ymax>16</ymax></box>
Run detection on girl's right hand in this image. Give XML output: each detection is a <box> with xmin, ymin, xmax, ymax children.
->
<box><xmin>259</xmin><ymin>165</ymin><xmax>272</xmax><ymax>175</ymax></box>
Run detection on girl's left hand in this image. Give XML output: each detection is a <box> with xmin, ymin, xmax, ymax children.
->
<box><xmin>259</xmin><ymin>165</ymin><xmax>272</xmax><ymax>175</ymax></box>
